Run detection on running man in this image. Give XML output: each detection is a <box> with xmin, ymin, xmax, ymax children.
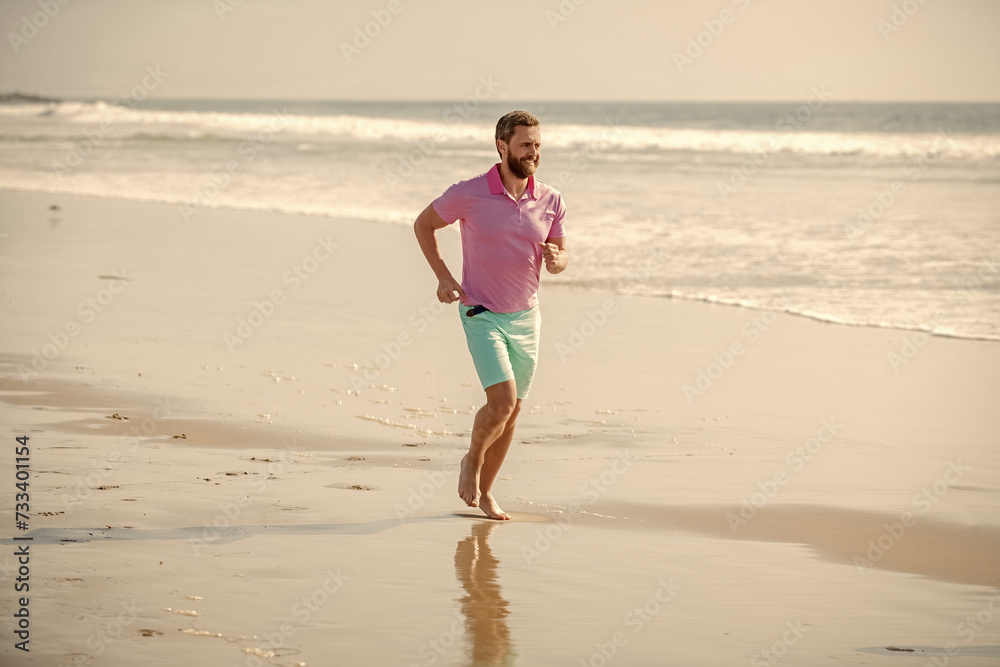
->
<box><xmin>413</xmin><ymin>110</ymin><xmax>568</xmax><ymax>520</ymax></box>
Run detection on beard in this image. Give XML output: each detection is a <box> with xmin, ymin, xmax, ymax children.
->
<box><xmin>506</xmin><ymin>152</ymin><xmax>539</xmax><ymax>179</ymax></box>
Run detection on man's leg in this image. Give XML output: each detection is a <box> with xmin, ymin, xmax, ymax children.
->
<box><xmin>458</xmin><ymin>380</ymin><xmax>516</xmax><ymax>515</ymax></box>
<box><xmin>476</xmin><ymin>398</ymin><xmax>521</xmax><ymax>520</ymax></box>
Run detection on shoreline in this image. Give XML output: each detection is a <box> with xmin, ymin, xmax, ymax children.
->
<box><xmin>4</xmin><ymin>186</ymin><xmax>997</xmax><ymax>344</ymax></box>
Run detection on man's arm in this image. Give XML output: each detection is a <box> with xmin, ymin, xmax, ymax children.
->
<box><xmin>414</xmin><ymin>204</ymin><xmax>466</xmax><ymax>303</ymax></box>
<box><xmin>540</xmin><ymin>236</ymin><xmax>569</xmax><ymax>274</ymax></box>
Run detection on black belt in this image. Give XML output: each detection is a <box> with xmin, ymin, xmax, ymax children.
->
<box><xmin>465</xmin><ymin>305</ymin><xmax>490</xmax><ymax>317</ymax></box>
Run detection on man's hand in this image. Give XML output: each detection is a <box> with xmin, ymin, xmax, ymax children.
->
<box><xmin>437</xmin><ymin>275</ymin><xmax>467</xmax><ymax>304</ymax></box>
<box><xmin>414</xmin><ymin>204</ymin><xmax>466</xmax><ymax>304</ymax></box>
<box><xmin>540</xmin><ymin>241</ymin><xmax>568</xmax><ymax>274</ymax></box>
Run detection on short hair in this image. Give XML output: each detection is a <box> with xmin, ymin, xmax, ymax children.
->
<box><xmin>495</xmin><ymin>110</ymin><xmax>539</xmax><ymax>157</ymax></box>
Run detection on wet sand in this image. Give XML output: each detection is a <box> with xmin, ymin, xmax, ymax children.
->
<box><xmin>1</xmin><ymin>189</ymin><xmax>998</xmax><ymax>666</ymax></box>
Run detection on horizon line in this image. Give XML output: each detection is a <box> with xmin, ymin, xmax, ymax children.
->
<box><xmin>4</xmin><ymin>91</ymin><xmax>1000</xmax><ymax>105</ymax></box>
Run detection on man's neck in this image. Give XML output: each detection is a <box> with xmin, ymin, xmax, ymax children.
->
<box><xmin>498</xmin><ymin>162</ymin><xmax>529</xmax><ymax>200</ymax></box>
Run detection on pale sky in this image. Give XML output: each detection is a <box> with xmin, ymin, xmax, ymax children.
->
<box><xmin>2</xmin><ymin>0</ymin><xmax>999</xmax><ymax>101</ymax></box>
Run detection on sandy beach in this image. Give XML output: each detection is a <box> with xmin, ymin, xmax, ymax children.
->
<box><xmin>1</xmin><ymin>188</ymin><xmax>998</xmax><ymax>666</ymax></box>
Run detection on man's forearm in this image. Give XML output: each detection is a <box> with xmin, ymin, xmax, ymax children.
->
<box><xmin>414</xmin><ymin>222</ymin><xmax>454</xmax><ymax>281</ymax></box>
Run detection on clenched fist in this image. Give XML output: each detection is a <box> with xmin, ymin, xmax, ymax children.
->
<box><xmin>539</xmin><ymin>241</ymin><xmax>568</xmax><ymax>274</ymax></box>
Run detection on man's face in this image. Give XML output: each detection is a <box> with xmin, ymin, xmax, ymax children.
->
<box><xmin>501</xmin><ymin>125</ymin><xmax>541</xmax><ymax>179</ymax></box>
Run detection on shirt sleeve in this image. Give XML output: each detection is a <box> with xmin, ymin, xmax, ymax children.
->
<box><xmin>431</xmin><ymin>180</ymin><xmax>467</xmax><ymax>225</ymax></box>
<box><xmin>547</xmin><ymin>194</ymin><xmax>567</xmax><ymax>239</ymax></box>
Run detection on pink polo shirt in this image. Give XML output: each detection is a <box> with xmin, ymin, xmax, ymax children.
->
<box><xmin>432</xmin><ymin>163</ymin><xmax>566</xmax><ymax>313</ymax></box>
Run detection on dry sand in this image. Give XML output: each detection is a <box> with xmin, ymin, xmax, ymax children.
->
<box><xmin>1</xmin><ymin>189</ymin><xmax>998</xmax><ymax>666</ymax></box>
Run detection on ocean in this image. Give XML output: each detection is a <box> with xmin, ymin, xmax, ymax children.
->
<box><xmin>2</xmin><ymin>97</ymin><xmax>998</xmax><ymax>340</ymax></box>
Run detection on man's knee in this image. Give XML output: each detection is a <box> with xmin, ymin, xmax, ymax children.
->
<box><xmin>485</xmin><ymin>385</ymin><xmax>516</xmax><ymax>423</ymax></box>
<box><xmin>507</xmin><ymin>400</ymin><xmax>522</xmax><ymax>425</ymax></box>
<box><xmin>488</xmin><ymin>399</ymin><xmax>515</xmax><ymax>424</ymax></box>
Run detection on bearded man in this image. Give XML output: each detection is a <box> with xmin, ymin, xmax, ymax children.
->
<box><xmin>413</xmin><ymin>110</ymin><xmax>569</xmax><ymax>520</ymax></box>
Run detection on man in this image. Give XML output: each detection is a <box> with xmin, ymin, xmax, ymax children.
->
<box><xmin>413</xmin><ymin>110</ymin><xmax>568</xmax><ymax>520</ymax></box>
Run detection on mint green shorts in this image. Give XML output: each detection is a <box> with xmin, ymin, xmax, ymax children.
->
<box><xmin>459</xmin><ymin>303</ymin><xmax>541</xmax><ymax>400</ymax></box>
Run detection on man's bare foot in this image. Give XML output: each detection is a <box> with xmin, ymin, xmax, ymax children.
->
<box><xmin>479</xmin><ymin>492</ymin><xmax>511</xmax><ymax>520</ymax></box>
<box><xmin>458</xmin><ymin>454</ymin><xmax>481</xmax><ymax>508</ymax></box>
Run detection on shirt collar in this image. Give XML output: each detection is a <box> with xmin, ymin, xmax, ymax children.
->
<box><xmin>487</xmin><ymin>163</ymin><xmax>537</xmax><ymax>200</ymax></box>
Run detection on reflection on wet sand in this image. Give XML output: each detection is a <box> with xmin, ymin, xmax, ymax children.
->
<box><xmin>454</xmin><ymin>521</ymin><xmax>516</xmax><ymax>666</ymax></box>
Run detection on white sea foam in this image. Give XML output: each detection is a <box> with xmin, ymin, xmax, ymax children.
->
<box><xmin>2</xmin><ymin>100</ymin><xmax>997</xmax><ymax>342</ymax></box>
<box><xmin>3</xmin><ymin>101</ymin><xmax>999</xmax><ymax>160</ymax></box>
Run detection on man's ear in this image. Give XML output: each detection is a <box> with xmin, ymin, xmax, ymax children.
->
<box><xmin>496</xmin><ymin>139</ymin><xmax>507</xmax><ymax>160</ymax></box>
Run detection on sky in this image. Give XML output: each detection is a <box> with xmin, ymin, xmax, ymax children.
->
<box><xmin>1</xmin><ymin>0</ymin><xmax>999</xmax><ymax>102</ymax></box>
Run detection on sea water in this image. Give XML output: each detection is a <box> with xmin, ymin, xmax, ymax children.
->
<box><xmin>1</xmin><ymin>98</ymin><xmax>997</xmax><ymax>339</ymax></box>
